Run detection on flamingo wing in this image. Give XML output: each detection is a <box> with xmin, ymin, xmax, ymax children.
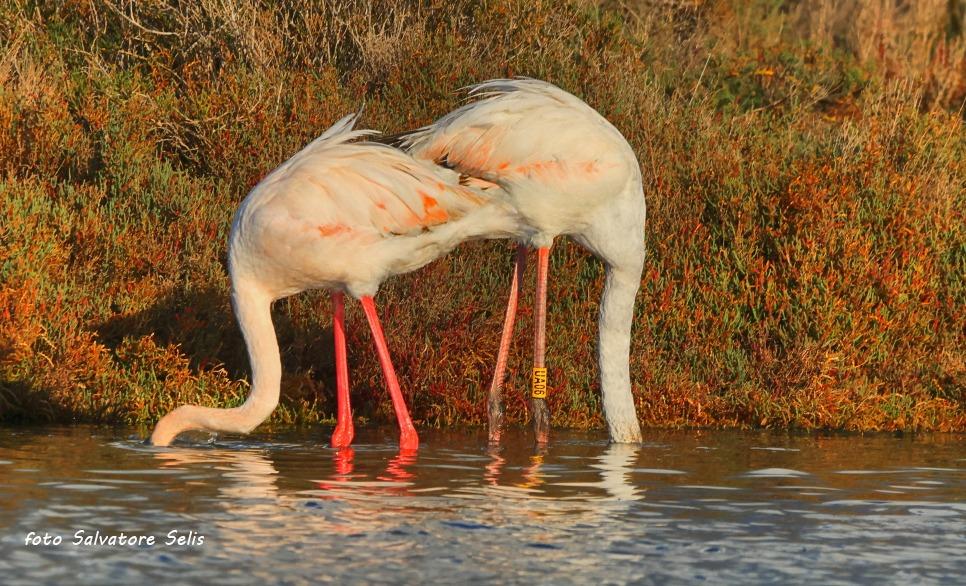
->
<box><xmin>400</xmin><ymin>79</ymin><xmax>633</xmax><ymax>193</ymax></box>
<box><xmin>254</xmin><ymin>117</ymin><xmax>494</xmax><ymax>240</ymax></box>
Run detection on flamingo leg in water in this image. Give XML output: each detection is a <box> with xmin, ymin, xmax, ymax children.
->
<box><xmin>330</xmin><ymin>292</ymin><xmax>354</xmax><ymax>447</ymax></box>
<box><xmin>360</xmin><ymin>296</ymin><xmax>419</xmax><ymax>450</ymax></box>
<box><xmin>487</xmin><ymin>245</ymin><xmax>527</xmax><ymax>443</ymax></box>
<box><xmin>532</xmin><ymin>246</ymin><xmax>551</xmax><ymax>444</ymax></box>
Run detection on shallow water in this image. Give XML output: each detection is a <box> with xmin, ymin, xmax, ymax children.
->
<box><xmin>0</xmin><ymin>426</ymin><xmax>963</xmax><ymax>585</ymax></box>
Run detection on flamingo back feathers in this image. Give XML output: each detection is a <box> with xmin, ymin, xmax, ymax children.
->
<box><xmin>229</xmin><ymin>114</ymin><xmax>523</xmax><ymax>298</ymax></box>
<box><xmin>250</xmin><ymin>114</ymin><xmax>495</xmax><ymax>241</ymax></box>
<box><xmin>399</xmin><ymin>79</ymin><xmax>641</xmax><ymax>241</ymax></box>
<box><xmin>400</xmin><ymin>79</ymin><xmax>636</xmax><ymax>192</ymax></box>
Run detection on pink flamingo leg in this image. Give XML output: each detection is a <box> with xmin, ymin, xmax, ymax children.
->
<box><xmin>331</xmin><ymin>292</ymin><xmax>354</xmax><ymax>447</ymax></box>
<box><xmin>487</xmin><ymin>245</ymin><xmax>527</xmax><ymax>443</ymax></box>
<box><xmin>532</xmin><ymin>246</ymin><xmax>551</xmax><ymax>444</ymax></box>
<box><xmin>360</xmin><ymin>296</ymin><xmax>419</xmax><ymax>450</ymax></box>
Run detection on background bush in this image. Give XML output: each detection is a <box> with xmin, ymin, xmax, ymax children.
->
<box><xmin>1</xmin><ymin>0</ymin><xmax>963</xmax><ymax>432</ymax></box>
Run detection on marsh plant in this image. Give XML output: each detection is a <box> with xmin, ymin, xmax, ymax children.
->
<box><xmin>0</xmin><ymin>0</ymin><xmax>963</xmax><ymax>431</ymax></box>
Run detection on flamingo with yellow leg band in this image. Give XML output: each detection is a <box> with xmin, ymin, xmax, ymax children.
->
<box><xmin>403</xmin><ymin>78</ymin><xmax>647</xmax><ymax>445</ymax></box>
<box><xmin>150</xmin><ymin>114</ymin><xmax>522</xmax><ymax>449</ymax></box>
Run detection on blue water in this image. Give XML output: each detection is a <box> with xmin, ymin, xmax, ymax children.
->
<box><xmin>0</xmin><ymin>426</ymin><xmax>963</xmax><ymax>584</ymax></box>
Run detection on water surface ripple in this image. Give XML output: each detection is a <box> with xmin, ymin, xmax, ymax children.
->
<box><xmin>0</xmin><ymin>426</ymin><xmax>963</xmax><ymax>585</ymax></box>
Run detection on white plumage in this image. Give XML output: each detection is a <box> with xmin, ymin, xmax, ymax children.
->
<box><xmin>403</xmin><ymin>79</ymin><xmax>646</xmax><ymax>444</ymax></box>
<box><xmin>150</xmin><ymin>77</ymin><xmax>647</xmax><ymax>449</ymax></box>
<box><xmin>402</xmin><ymin>79</ymin><xmax>640</xmax><ymax>247</ymax></box>
<box><xmin>232</xmin><ymin>114</ymin><xmax>519</xmax><ymax>298</ymax></box>
<box><xmin>151</xmin><ymin>114</ymin><xmax>522</xmax><ymax>448</ymax></box>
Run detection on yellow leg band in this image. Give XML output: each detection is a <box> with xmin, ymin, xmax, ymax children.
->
<box><xmin>531</xmin><ymin>367</ymin><xmax>548</xmax><ymax>399</ymax></box>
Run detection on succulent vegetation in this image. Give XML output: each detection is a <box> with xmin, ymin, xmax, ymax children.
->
<box><xmin>1</xmin><ymin>0</ymin><xmax>963</xmax><ymax>432</ymax></box>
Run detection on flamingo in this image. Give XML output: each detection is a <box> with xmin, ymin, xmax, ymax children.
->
<box><xmin>401</xmin><ymin>78</ymin><xmax>646</xmax><ymax>444</ymax></box>
<box><xmin>150</xmin><ymin>114</ymin><xmax>521</xmax><ymax>448</ymax></box>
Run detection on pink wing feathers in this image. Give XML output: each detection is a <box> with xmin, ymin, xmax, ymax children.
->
<box><xmin>254</xmin><ymin>114</ymin><xmax>492</xmax><ymax>240</ymax></box>
<box><xmin>400</xmin><ymin>79</ymin><xmax>631</xmax><ymax>192</ymax></box>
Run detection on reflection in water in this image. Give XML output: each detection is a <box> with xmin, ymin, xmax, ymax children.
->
<box><xmin>152</xmin><ymin>447</ymin><xmax>291</xmax><ymax>559</ymax></box>
<box><xmin>380</xmin><ymin>449</ymin><xmax>417</xmax><ymax>484</ymax></box>
<box><xmin>519</xmin><ymin>448</ymin><xmax>546</xmax><ymax>491</ymax></box>
<box><xmin>592</xmin><ymin>443</ymin><xmax>643</xmax><ymax>502</ymax></box>
<box><xmin>154</xmin><ymin>447</ymin><xmax>280</xmax><ymax>498</ymax></box>
<box><xmin>0</xmin><ymin>426</ymin><xmax>963</xmax><ymax>585</ymax></box>
<box><xmin>333</xmin><ymin>447</ymin><xmax>354</xmax><ymax>477</ymax></box>
<box><xmin>316</xmin><ymin>446</ymin><xmax>417</xmax><ymax>498</ymax></box>
<box><xmin>484</xmin><ymin>445</ymin><xmax>504</xmax><ymax>487</ymax></box>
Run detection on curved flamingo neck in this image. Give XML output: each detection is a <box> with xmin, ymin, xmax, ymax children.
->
<box><xmin>150</xmin><ymin>282</ymin><xmax>281</xmax><ymax>445</ymax></box>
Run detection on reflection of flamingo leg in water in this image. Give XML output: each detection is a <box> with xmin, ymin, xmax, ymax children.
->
<box><xmin>518</xmin><ymin>448</ymin><xmax>547</xmax><ymax>491</ymax></box>
<box><xmin>333</xmin><ymin>447</ymin><xmax>355</xmax><ymax>477</ymax></box>
<box><xmin>483</xmin><ymin>443</ymin><xmax>545</xmax><ymax>490</ymax></box>
<box><xmin>317</xmin><ymin>448</ymin><xmax>416</xmax><ymax>495</ymax></box>
<box><xmin>484</xmin><ymin>445</ymin><xmax>507</xmax><ymax>487</ymax></box>
<box><xmin>381</xmin><ymin>450</ymin><xmax>417</xmax><ymax>484</ymax></box>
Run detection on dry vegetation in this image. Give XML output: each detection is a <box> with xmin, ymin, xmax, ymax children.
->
<box><xmin>1</xmin><ymin>0</ymin><xmax>963</xmax><ymax>432</ymax></box>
